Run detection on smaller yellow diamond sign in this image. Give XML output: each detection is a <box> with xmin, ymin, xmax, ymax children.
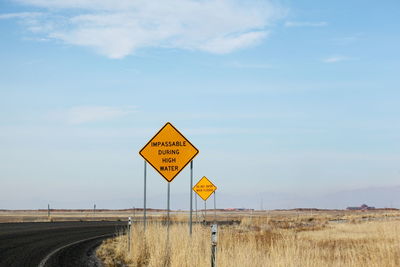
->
<box><xmin>139</xmin><ymin>122</ymin><xmax>199</xmax><ymax>182</ymax></box>
<box><xmin>193</xmin><ymin>176</ymin><xmax>217</xmax><ymax>201</ymax></box>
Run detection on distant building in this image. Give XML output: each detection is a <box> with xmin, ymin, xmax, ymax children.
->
<box><xmin>346</xmin><ymin>204</ymin><xmax>375</xmax><ymax>211</ymax></box>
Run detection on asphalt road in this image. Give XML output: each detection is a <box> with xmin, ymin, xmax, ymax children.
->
<box><xmin>0</xmin><ymin>221</ymin><xmax>126</xmax><ymax>267</ymax></box>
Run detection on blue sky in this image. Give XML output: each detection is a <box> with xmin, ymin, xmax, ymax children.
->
<box><xmin>1</xmin><ymin>0</ymin><xmax>399</xmax><ymax>209</ymax></box>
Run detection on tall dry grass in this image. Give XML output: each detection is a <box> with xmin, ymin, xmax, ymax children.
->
<box><xmin>97</xmin><ymin>216</ymin><xmax>400</xmax><ymax>267</ymax></box>
<box><xmin>98</xmin><ymin>223</ymin><xmax>210</xmax><ymax>266</ymax></box>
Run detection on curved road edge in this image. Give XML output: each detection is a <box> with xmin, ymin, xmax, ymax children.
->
<box><xmin>0</xmin><ymin>221</ymin><xmax>126</xmax><ymax>267</ymax></box>
<box><xmin>38</xmin><ymin>233</ymin><xmax>113</xmax><ymax>267</ymax></box>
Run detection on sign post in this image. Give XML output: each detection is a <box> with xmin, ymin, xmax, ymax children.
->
<box><xmin>193</xmin><ymin>176</ymin><xmax>217</xmax><ymax>202</ymax></box>
<box><xmin>143</xmin><ymin>161</ymin><xmax>147</xmax><ymax>231</ymax></box>
<box><xmin>195</xmin><ymin>193</ymin><xmax>198</xmax><ymax>223</ymax></box>
<box><xmin>167</xmin><ymin>182</ymin><xmax>170</xmax><ymax>238</ymax></box>
<box><xmin>190</xmin><ymin>161</ymin><xmax>193</xmax><ymax>235</ymax></box>
<box><xmin>205</xmin><ymin>201</ymin><xmax>207</xmax><ymax>224</ymax></box>
<box><xmin>213</xmin><ymin>192</ymin><xmax>216</xmax><ymax>223</ymax></box>
<box><xmin>139</xmin><ymin>122</ymin><xmax>199</xmax><ymax>183</ymax></box>
<box><xmin>211</xmin><ymin>224</ymin><xmax>218</xmax><ymax>267</ymax></box>
<box><xmin>193</xmin><ymin>176</ymin><xmax>217</xmax><ymax>224</ymax></box>
<box><xmin>139</xmin><ymin>122</ymin><xmax>199</xmax><ymax>234</ymax></box>
<box><xmin>128</xmin><ymin>217</ymin><xmax>132</xmax><ymax>253</ymax></box>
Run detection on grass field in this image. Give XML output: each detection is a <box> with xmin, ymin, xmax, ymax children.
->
<box><xmin>96</xmin><ymin>209</ymin><xmax>400</xmax><ymax>267</ymax></box>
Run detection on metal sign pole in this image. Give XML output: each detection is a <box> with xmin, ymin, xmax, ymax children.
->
<box><xmin>167</xmin><ymin>182</ymin><xmax>170</xmax><ymax>241</ymax></box>
<box><xmin>195</xmin><ymin>193</ymin><xmax>198</xmax><ymax>223</ymax></box>
<box><xmin>213</xmin><ymin>192</ymin><xmax>216</xmax><ymax>223</ymax></box>
<box><xmin>204</xmin><ymin>201</ymin><xmax>207</xmax><ymax>224</ymax></box>
<box><xmin>47</xmin><ymin>204</ymin><xmax>50</xmax><ymax>218</ymax></box>
<box><xmin>144</xmin><ymin>160</ymin><xmax>147</xmax><ymax>231</ymax></box>
<box><xmin>190</xmin><ymin>160</ymin><xmax>193</xmax><ymax>235</ymax></box>
<box><xmin>164</xmin><ymin>183</ymin><xmax>171</xmax><ymax>265</ymax></box>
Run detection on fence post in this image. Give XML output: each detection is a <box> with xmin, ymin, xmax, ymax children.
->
<box><xmin>128</xmin><ymin>217</ymin><xmax>132</xmax><ymax>253</ymax></box>
<box><xmin>211</xmin><ymin>224</ymin><xmax>218</xmax><ymax>267</ymax></box>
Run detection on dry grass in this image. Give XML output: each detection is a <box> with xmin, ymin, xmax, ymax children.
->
<box><xmin>97</xmin><ymin>211</ymin><xmax>400</xmax><ymax>267</ymax></box>
<box><xmin>97</xmin><ymin>223</ymin><xmax>210</xmax><ymax>267</ymax></box>
<box><xmin>0</xmin><ymin>210</ymin><xmax>184</xmax><ymax>223</ymax></box>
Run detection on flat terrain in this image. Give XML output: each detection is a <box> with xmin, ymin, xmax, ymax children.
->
<box><xmin>1</xmin><ymin>209</ymin><xmax>400</xmax><ymax>267</ymax></box>
<box><xmin>97</xmin><ymin>209</ymin><xmax>400</xmax><ymax>267</ymax></box>
<box><xmin>0</xmin><ymin>221</ymin><xmax>125</xmax><ymax>267</ymax></box>
<box><xmin>0</xmin><ymin>209</ymin><xmax>144</xmax><ymax>223</ymax></box>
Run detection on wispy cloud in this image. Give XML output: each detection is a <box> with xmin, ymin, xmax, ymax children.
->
<box><xmin>0</xmin><ymin>12</ymin><xmax>41</xmax><ymax>19</ymax></box>
<box><xmin>284</xmin><ymin>21</ymin><xmax>327</xmax><ymax>27</ymax></box>
<box><xmin>9</xmin><ymin>0</ymin><xmax>286</xmax><ymax>58</ymax></box>
<box><xmin>322</xmin><ymin>55</ymin><xmax>355</xmax><ymax>63</ymax></box>
<box><xmin>57</xmin><ymin>106</ymin><xmax>136</xmax><ymax>124</ymax></box>
<box><xmin>333</xmin><ymin>33</ymin><xmax>363</xmax><ymax>45</ymax></box>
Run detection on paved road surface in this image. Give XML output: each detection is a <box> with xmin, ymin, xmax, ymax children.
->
<box><xmin>0</xmin><ymin>221</ymin><xmax>125</xmax><ymax>267</ymax></box>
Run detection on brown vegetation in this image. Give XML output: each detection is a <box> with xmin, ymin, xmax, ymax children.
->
<box><xmin>97</xmin><ymin>210</ymin><xmax>400</xmax><ymax>267</ymax></box>
<box><xmin>0</xmin><ymin>209</ymin><xmax>178</xmax><ymax>223</ymax></box>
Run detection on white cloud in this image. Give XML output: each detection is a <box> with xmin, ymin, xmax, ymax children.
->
<box><xmin>198</xmin><ymin>31</ymin><xmax>269</xmax><ymax>54</ymax></box>
<box><xmin>62</xmin><ymin>106</ymin><xmax>135</xmax><ymax>124</ymax></box>
<box><xmin>333</xmin><ymin>33</ymin><xmax>363</xmax><ymax>45</ymax></box>
<box><xmin>0</xmin><ymin>12</ymin><xmax>41</xmax><ymax>19</ymax></box>
<box><xmin>323</xmin><ymin>55</ymin><xmax>355</xmax><ymax>63</ymax></box>
<box><xmin>9</xmin><ymin>0</ymin><xmax>286</xmax><ymax>58</ymax></box>
<box><xmin>285</xmin><ymin>21</ymin><xmax>327</xmax><ymax>27</ymax></box>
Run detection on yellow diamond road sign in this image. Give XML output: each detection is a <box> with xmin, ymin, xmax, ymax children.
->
<box><xmin>193</xmin><ymin>176</ymin><xmax>217</xmax><ymax>201</ymax></box>
<box><xmin>139</xmin><ymin>122</ymin><xmax>199</xmax><ymax>183</ymax></box>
